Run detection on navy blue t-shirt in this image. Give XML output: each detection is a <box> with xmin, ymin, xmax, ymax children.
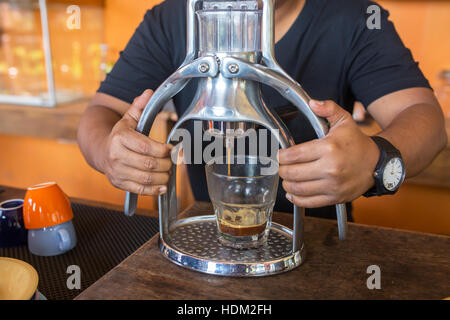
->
<box><xmin>98</xmin><ymin>0</ymin><xmax>430</xmax><ymax>219</ymax></box>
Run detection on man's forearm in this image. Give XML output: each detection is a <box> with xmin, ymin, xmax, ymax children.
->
<box><xmin>377</xmin><ymin>103</ymin><xmax>447</xmax><ymax>178</ymax></box>
<box><xmin>77</xmin><ymin>105</ymin><xmax>122</xmax><ymax>173</ymax></box>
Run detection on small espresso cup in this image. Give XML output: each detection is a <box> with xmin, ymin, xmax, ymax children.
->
<box><xmin>0</xmin><ymin>199</ymin><xmax>28</xmax><ymax>248</ymax></box>
<box><xmin>27</xmin><ymin>220</ymin><xmax>76</xmax><ymax>256</ymax></box>
<box><xmin>24</xmin><ymin>182</ymin><xmax>77</xmax><ymax>256</ymax></box>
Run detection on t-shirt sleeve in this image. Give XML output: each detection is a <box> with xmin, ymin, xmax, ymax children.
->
<box><xmin>347</xmin><ymin>2</ymin><xmax>431</xmax><ymax>108</ymax></box>
<box><xmin>97</xmin><ymin>4</ymin><xmax>176</xmax><ymax>104</ymax></box>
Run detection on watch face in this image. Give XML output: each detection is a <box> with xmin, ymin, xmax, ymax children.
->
<box><xmin>382</xmin><ymin>157</ymin><xmax>404</xmax><ymax>191</ymax></box>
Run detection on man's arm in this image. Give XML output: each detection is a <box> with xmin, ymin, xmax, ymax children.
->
<box><xmin>77</xmin><ymin>91</ymin><xmax>174</xmax><ymax>196</ymax></box>
<box><xmin>77</xmin><ymin>93</ymin><xmax>128</xmax><ymax>173</ymax></box>
<box><xmin>368</xmin><ymin>87</ymin><xmax>447</xmax><ymax>178</ymax></box>
<box><xmin>278</xmin><ymin>87</ymin><xmax>447</xmax><ymax>208</ymax></box>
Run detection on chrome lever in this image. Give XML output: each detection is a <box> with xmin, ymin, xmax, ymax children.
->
<box><xmin>124</xmin><ymin>56</ymin><xmax>219</xmax><ymax>216</ymax></box>
<box><xmin>220</xmin><ymin>56</ymin><xmax>348</xmax><ymax>241</ymax></box>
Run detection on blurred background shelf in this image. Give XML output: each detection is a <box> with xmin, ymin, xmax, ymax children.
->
<box><xmin>0</xmin><ymin>0</ymin><xmax>107</xmax><ymax>107</ymax></box>
<box><xmin>0</xmin><ymin>99</ymin><xmax>89</xmax><ymax>140</ymax></box>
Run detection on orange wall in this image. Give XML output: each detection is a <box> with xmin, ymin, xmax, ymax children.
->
<box><xmin>379</xmin><ymin>1</ymin><xmax>450</xmax><ymax>91</ymax></box>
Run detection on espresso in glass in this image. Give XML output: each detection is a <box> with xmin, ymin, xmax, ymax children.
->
<box><xmin>206</xmin><ymin>155</ymin><xmax>279</xmax><ymax>249</ymax></box>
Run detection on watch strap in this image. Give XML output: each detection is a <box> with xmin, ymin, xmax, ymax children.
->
<box><xmin>371</xmin><ymin>136</ymin><xmax>399</xmax><ymax>158</ymax></box>
<box><xmin>363</xmin><ymin>136</ymin><xmax>400</xmax><ymax>197</ymax></box>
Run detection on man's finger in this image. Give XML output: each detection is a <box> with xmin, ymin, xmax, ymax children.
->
<box><xmin>309</xmin><ymin>99</ymin><xmax>351</xmax><ymax>128</ymax></box>
<box><xmin>116</xmin><ymin>166</ymin><xmax>170</xmax><ymax>186</ymax></box>
<box><xmin>278</xmin><ymin>139</ymin><xmax>323</xmax><ymax>165</ymax></box>
<box><xmin>285</xmin><ymin>193</ymin><xmax>334</xmax><ymax>208</ymax></box>
<box><xmin>282</xmin><ymin>180</ymin><xmax>327</xmax><ymax>197</ymax></box>
<box><xmin>119</xmin><ymin>150</ymin><xmax>172</xmax><ymax>172</ymax></box>
<box><xmin>278</xmin><ymin>161</ymin><xmax>324</xmax><ymax>182</ymax></box>
<box><xmin>121</xmin><ymin>181</ymin><xmax>167</xmax><ymax>196</ymax></box>
<box><xmin>123</xmin><ymin>89</ymin><xmax>154</xmax><ymax>125</ymax></box>
<box><xmin>120</xmin><ymin>128</ymin><xmax>172</xmax><ymax>158</ymax></box>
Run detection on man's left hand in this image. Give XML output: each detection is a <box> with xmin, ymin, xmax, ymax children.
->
<box><xmin>278</xmin><ymin>100</ymin><xmax>380</xmax><ymax>208</ymax></box>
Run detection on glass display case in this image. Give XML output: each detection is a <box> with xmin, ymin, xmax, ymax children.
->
<box><xmin>0</xmin><ymin>0</ymin><xmax>105</xmax><ymax>107</ymax></box>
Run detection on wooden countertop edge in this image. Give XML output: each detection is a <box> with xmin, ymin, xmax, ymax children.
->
<box><xmin>0</xmin><ymin>98</ymin><xmax>91</xmax><ymax>141</ymax></box>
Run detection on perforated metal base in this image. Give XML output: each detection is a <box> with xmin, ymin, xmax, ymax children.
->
<box><xmin>159</xmin><ymin>215</ymin><xmax>304</xmax><ymax>277</ymax></box>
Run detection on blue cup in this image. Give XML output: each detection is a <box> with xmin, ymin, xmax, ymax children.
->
<box><xmin>28</xmin><ymin>220</ymin><xmax>77</xmax><ymax>256</ymax></box>
<box><xmin>0</xmin><ymin>199</ymin><xmax>28</xmax><ymax>248</ymax></box>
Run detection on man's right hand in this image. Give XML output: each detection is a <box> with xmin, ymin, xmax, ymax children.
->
<box><xmin>99</xmin><ymin>89</ymin><xmax>173</xmax><ymax>196</ymax></box>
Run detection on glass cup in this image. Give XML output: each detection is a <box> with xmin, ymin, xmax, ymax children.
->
<box><xmin>205</xmin><ymin>155</ymin><xmax>279</xmax><ymax>249</ymax></box>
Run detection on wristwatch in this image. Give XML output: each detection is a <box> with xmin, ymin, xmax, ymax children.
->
<box><xmin>363</xmin><ymin>136</ymin><xmax>406</xmax><ymax>197</ymax></box>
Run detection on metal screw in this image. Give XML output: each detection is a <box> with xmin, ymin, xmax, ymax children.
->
<box><xmin>198</xmin><ymin>63</ymin><xmax>210</xmax><ymax>73</ymax></box>
<box><xmin>228</xmin><ymin>63</ymin><xmax>239</xmax><ymax>74</ymax></box>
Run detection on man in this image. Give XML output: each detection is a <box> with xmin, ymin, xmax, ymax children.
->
<box><xmin>77</xmin><ymin>0</ymin><xmax>447</xmax><ymax>220</ymax></box>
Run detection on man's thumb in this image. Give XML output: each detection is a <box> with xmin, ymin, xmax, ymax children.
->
<box><xmin>309</xmin><ymin>99</ymin><xmax>350</xmax><ymax>128</ymax></box>
<box><xmin>123</xmin><ymin>89</ymin><xmax>154</xmax><ymax>124</ymax></box>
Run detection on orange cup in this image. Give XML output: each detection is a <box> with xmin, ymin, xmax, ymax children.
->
<box><xmin>23</xmin><ymin>182</ymin><xmax>73</xmax><ymax>230</ymax></box>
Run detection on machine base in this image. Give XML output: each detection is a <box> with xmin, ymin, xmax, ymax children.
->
<box><xmin>159</xmin><ymin>215</ymin><xmax>304</xmax><ymax>277</ymax></box>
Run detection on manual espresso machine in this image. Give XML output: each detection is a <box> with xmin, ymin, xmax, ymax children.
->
<box><xmin>124</xmin><ymin>0</ymin><xmax>347</xmax><ymax>276</ymax></box>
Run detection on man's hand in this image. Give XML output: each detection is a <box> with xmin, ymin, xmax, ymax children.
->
<box><xmin>99</xmin><ymin>89</ymin><xmax>173</xmax><ymax>196</ymax></box>
<box><xmin>278</xmin><ymin>100</ymin><xmax>380</xmax><ymax>208</ymax></box>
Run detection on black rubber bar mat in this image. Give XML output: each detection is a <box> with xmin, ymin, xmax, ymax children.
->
<box><xmin>0</xmin><ymin>203</ymin><xmax>159</xmax><ymax>300</ymax></box>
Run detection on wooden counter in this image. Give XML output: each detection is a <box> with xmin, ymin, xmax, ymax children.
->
<box><xmin>75</xmin><ymin>202</ymin><xmax>450</xmax><ymax>300</ymax></box>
